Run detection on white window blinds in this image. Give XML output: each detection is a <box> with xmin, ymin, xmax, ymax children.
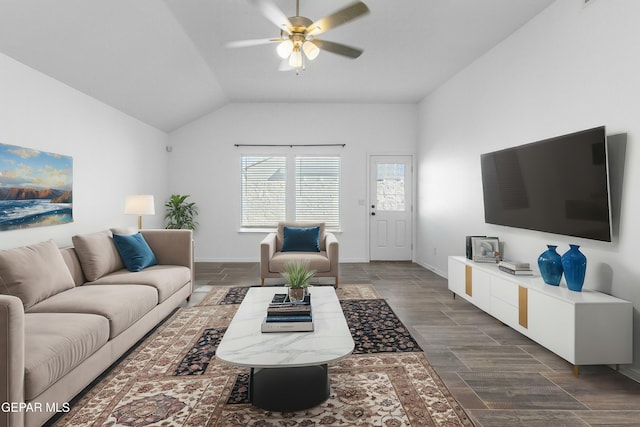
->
<box><xmin>295</xmin><ymin>156</ymin><xmax>340</xmax><ymax>228</ymax></box>
<box><xmin>241</xmin><ymin>155</ymin><xmax>341</xmax><ymax>229</ymax></box>
<box><xmin>241</xmin><ymin>156</ymin><xmax>286</xmax><ymax>228</ymax></box>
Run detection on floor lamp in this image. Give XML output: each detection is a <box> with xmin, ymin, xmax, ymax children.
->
<box><xmin>124</xmin><ymin>195</ymin><xmax>155</xmax><ymax>229</ymax></box>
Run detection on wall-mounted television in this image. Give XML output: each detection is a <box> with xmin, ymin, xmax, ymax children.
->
<box><xmin>480</xmin><ymin>126</ymin><xmax>612</xmax><ymax>242</ymax></box>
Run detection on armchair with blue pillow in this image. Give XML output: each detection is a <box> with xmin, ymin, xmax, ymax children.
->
<box><xmin>260</xmin><ymin>221</ymin><xmax>339</xmax><ymax>288</ymax></box>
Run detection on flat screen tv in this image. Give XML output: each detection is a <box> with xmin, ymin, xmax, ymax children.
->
<box><xmin>480</xmin><ymin>126</ymin><xmax>612</xmax><ymax>242</ymax></box>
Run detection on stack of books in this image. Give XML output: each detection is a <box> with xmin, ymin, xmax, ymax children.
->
<box><xmin>498</xmin><ymin>260</ymin><xmax>534</xmax><ymax>276</ymax></box>
<box><xmin>261</xmin><ymin>293</ymin><xmax>314</xmax><ymax>332</ymax></box>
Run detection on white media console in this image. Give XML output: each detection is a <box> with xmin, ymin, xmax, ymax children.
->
<box><xmin>448</xmin><ymin>256</ymin><xmax>632</xmax><ymax>376</ymax></box>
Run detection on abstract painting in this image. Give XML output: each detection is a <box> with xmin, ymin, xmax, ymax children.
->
<box><xmin>0</xmin><ymin>142</ymin><xmax>73</xmax><ymax>231</ymax></box>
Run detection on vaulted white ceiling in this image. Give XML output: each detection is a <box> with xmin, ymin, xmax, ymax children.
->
<box><xmin>0</xmin><ymin>0</ymin><xmax>555</xmax><ymax>132</ymax></box>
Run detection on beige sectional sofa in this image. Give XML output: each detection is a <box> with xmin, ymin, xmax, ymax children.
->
<box><xmin>0</xmin><ymin>229</ymin><xmax>193</xmax><ymax>427</ymax></box>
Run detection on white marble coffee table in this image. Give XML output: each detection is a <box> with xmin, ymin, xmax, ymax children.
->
<box><xmin>217</xmin><ymin>286</ymin><xmax>354</xmax><ymax>411</ymax></box>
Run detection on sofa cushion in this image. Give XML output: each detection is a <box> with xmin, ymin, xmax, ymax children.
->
<box><xmin>72</xmin><ymin>231</ymin><xmax>123</xmax><ymax>281</ymax></box>
<box><xmin>87</xmin><ymin>265</ymin><xmax>190</xmax><ymax>303</ymax></box>
<box><xmin>0</xmin><ymin>240</ymin><xmax>75</xmax><ymax>310</ymax></box>
<box><xmin>281</xmin><ymin>226</ymin><xmax>321</xmax><ymax>252</ymax></box>
<box><xmin>59</xmin><ymin>247</ymin><xmax>86</xmax><ymax>286</ymax></box>
<box><xmin>27</xmin><ymin>285</ymin><xmax>158</xmax><ymax>339</ymax></box>
<box><xmin>24</xmin><ymin>312</ymin><xmax>109</xmax><ymax>401</ymax></box>
<box><xmin>110</xmin><ymin>226</ymin><xmax>138</xmax><ymax>235</ymax></box>
<box><xmin>270</xmin><ymin>251</ymin><xmax>331</xmax><ymax>273</ymax></box>
<box><xmin>112</xmin><ymin>233</ymin><xmax>158</xmax><ymax>272</ymax></box>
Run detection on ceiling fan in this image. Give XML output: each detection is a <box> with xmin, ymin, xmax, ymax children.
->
<box><xmin>226</xmin><ymin>0</ymin><xmax>370</xmax><ymax>74</ymax></box>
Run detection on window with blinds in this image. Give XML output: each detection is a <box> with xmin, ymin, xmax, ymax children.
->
<box><xmin>241</xmin><ymin>156</ymin><xmax>286</xmax><ymax>228</ymax></box>
<box><xmin>240</xmin><ymin>155</ymin><xmax>341</xmax><ymax>229</ymax></box>
<box><xmin>295</xmin><ymin>156</ymin><xmax>340</xmax><ymax>228</ymax></box>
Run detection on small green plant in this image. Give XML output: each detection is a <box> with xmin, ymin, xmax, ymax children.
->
<box><xmin>164</xmin><ymin>194</ymin><xmax>198</xmax><ymax>230</ymax></box>
<box><xmin>281</xmin><ymin>260</ymin><xmax>316</xmax><ymax>289</ymax></box>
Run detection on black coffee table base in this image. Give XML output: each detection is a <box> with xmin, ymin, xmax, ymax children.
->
<box><xmin>249</xmin><ymin>364</ymin><xmax>330</xmax><ymax>412</ymax></box>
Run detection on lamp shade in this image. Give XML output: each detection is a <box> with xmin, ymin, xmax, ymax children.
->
<box><xmin>124</xmin><ymin>195</ymin><xmax>155</xmax><ymax>215</ymax></box>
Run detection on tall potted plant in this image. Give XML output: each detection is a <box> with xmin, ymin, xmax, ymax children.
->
<box><xmin>281</xmin><ymin>259</ymin><xmax>315</xmax><ymax>302</ymax></box>
<box><xmin>164</xmin><ymin>194</ymin><xmax>198</xmax><ymax>230</ymax></box>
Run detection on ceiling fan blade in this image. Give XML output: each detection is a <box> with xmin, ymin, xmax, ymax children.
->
<box><xmin>225</xmin><ymin>38</ymin><xmax>283</xmax><ymax>48</ymax></box>
<box><xmin>248</xmin><ymin>0</ymin><xmax>293</xmax><ymax>35</ymax></box>
<box><xmin>306</xmin><ymin>1</ymin><xmax>369</xmax><ymax>37</ymax></box>
<box><xmin>312</xmin><ymin>39</ymin><xmax>363</xmax><ymax>59</ymax></box>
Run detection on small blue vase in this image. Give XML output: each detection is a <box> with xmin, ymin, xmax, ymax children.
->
<box><xmin>561</xmin><ymin>244</ymin><xmax>587</xmax><ymax>292</ymax></box>
<box><xmin>537</xmin><ymin>245</ymin><xmax>563</xmax><ymax>286</ymax></box>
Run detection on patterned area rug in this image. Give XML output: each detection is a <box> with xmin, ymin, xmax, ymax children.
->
<box><xmin>196</xmin><ymin>283</ymin><xmax>381</xmax><ymax>306</ymax></box>
<box><xmin>52</xmin><ymin>284</ymin><xmax>473</xmax><ymax>426</ymax></box>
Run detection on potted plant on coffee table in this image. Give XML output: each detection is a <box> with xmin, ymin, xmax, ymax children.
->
<box><xmin>281</xmin><ymin>260</ymin><xmax>315</xmax><ymax>302</ymax></box>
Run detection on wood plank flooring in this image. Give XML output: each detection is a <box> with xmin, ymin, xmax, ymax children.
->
<box><xmin>190</xmin><ymin>261</ymin><xmax>640</xmax><ymax>426</ymax></box>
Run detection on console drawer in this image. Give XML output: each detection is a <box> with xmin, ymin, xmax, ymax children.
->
<box><xmin>490</xmin><ymin>295</ymin><xmax>517</xmax><ymax>326</ymax></box>
<box><xmin>491</xmin><ymin>276</ymin><xmax>519</xmax><ymax>306</ymax></box>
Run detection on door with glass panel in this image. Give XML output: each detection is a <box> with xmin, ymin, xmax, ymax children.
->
<box><xmin>369</xmin><ymin>155</ymin><xmax>413</xmax><ymax>261</ymax></box>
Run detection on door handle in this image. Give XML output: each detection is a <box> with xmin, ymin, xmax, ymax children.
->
<box><xmin>371</xmin><ymin>212</ymin><xmax>376</xmax><ymax>216</ymax></box>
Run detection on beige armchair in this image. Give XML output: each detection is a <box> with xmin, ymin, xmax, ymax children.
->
<box><xmin>260</xmin><ymin>221</ymin><xmax>339</xmax><ymax>288</ymax></box>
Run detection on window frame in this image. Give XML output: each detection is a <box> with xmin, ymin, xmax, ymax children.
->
<box><xmin>240</xmin><ymin>153</ymin><xmax>341</xmax><ymax>231</ymax></box>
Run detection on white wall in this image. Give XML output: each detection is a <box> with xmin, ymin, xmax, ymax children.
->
<box><xmin>0</xmin><ymin>53</ymin><xmax>169</xmax><ymax>250</ymax></box>
<box><xmin>168</xmin><ymin>102</ymin><xmax>417</xmax><ymax>262</ymax></box>
<box><xmin>417</xmin><ymin>0</ymin><xmax>640</xmax><ymax>380</ymax></box>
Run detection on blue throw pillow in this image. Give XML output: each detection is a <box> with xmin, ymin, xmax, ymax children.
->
<box><xmin>281</xmin><ymin>226</ymin><xmax>321</xmax><ymax>252</ymax></box>
<box><xmin>112</xmin><ymin>233</ymin><xmax>157</xmax><ymax>272</ymax></box>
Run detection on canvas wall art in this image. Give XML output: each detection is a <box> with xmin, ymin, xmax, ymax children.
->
<box><xmin>0</xmin><ymin>142</ymin><xmax>73</xmax><ymax>231</ymax></box>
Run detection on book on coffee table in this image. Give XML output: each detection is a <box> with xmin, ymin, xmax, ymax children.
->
<box><xmin>265</xmin><ymin>314</ymin><xmax>312</xmax><ymax>322</ymax></box>
<box><xmin>262</xmin><ymin>292</ymin><xmax>313</xmax><ymax>332</ymax></box>
<box><xmin>261</xmin><ymin>319</ymin><xmax>314</xmax><ymax>332</ymax></box>
<box><xmin>267</xmin><ymin>303</ymin><xmax>312</xmax><ymax>317</ymax></box>
<box><xmin>270</xmin><ymin>293</ymin><xmax>311</xmax><ymax>305</ymax></box>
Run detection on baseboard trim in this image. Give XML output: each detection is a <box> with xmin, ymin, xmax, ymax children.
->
<box><xmin>415</xmin><ymin>259</ymin><xmax>447</xmax><ymax>279</ymax></box>
<box><xmin>618</xmin><ymin>365</ymin><xmax>640</xmax><ymax>383</ymax></box>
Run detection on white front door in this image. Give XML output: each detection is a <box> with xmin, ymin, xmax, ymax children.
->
<box><xmin>369</xmin><ymin>155</ymin><xmax>413</xmax><ymax>261</ymax></box>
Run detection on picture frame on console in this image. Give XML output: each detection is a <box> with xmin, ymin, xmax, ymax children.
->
<box><xmin>471</xmin><ymin>237</ymin><xmax>500</xmax><ymax>263</ymax></box>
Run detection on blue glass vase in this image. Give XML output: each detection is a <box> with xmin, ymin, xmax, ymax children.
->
<box><xmin>537</xmin><ymin>245</ymin><xmax>563</xmax><ymax>286</ymax></box>
<box><xmin>561</xmin><ymin>244</ymin><xmax>587</xmax><ymax>292</ymax></box>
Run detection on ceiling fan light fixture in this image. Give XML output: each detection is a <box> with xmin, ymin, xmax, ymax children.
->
<box><xmin>302</xmin><ymin>41</ymin><xmax>320</xmax><ymax>60</ymax></box>
<box><xmin>276</xmin><ymin>39</ymin><xmax>294</xmax><ymax>58</ymax></box>
<box><xmin>229</xmin><ymin>0</ymin><xmax>370</xmax><ymax>73</ymax></box>
<box><xmin>289</xmin><ymin>48</ymin><xmax>303</xmax><ymax>67</ymax></box>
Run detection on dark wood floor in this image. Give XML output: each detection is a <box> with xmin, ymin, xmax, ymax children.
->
<box><xmin>191</xmin><ymin>261</ymin><xmax>640</xmax><ymax>426</ymax></box>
